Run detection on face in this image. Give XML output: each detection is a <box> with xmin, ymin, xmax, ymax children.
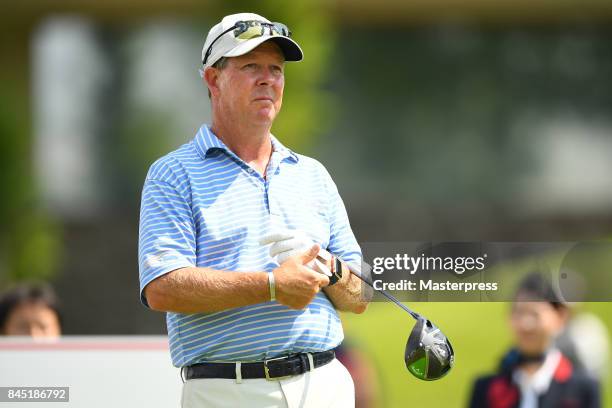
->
<box><xmin>2</xmin><ymin>301</ymin><xmax>61</xmax><ymax>338</ymax></box>
<box><xmin>509</xmin><ymin>294</ymin><xmax>566</xmax><ymax>355</ymax></box>
<box><xmin>206</xmin><ymin>41</ymin><xmax>285</xmax><ymax>127</ymax></box>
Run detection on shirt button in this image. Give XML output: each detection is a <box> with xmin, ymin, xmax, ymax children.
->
<box><xmin>247</xmin><ymin>168</ymin><xmax>254</xmax><ymax>174</ymax></box>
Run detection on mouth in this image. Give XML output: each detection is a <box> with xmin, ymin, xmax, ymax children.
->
<box><xmin>253</xmin><ymin>97</ymin><xmax>274</xmax><ymax>103</ymax></box>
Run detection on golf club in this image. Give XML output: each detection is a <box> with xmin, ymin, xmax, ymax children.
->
<box><xmin>341</xmin><ymin>259</ymin><xmax>455</xmax><ymax>381</ymax></box>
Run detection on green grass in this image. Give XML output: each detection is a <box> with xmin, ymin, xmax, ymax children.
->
<box><xmin>342</xmin><ymin>302</ymin><xmax>612</xmax><ymax>408</ymax></box>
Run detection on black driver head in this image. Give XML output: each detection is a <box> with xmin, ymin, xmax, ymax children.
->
<box><xmin>405</xmin><ymin>317</ymin><xmax>454</xmax><ymax>381</ymax></box>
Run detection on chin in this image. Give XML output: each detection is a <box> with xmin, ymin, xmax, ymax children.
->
<box><xmin>254</xmin><ymin>111</ymin><xmax>277</xmax><ymax>124</ymax></box>
<box><xmin>518</xmin><ymin>344</ymin><xmax>546</xmax><ymax>356</ymax></box>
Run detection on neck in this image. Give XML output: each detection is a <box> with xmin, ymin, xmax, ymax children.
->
<box><xmin>517</xmin><ymin>349</ymin><xmax>551</xmax><ymax>376</ymax></box>
<box><xmin>520</xmin><ymin>361</ymin><xmax>544</xmax><ymax>376</ymax></box>
<box><xmin>210</xmin><ymin>114</ymin><xmax>273</xmax><ymax>175</ymax></box>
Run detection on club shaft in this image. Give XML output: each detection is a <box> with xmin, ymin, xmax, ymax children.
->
<box><xmin>343</xmin><ymin>261</ymin><xmax>421</xmax><ymax>321</ymax></box>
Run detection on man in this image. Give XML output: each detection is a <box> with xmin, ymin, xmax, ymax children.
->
<box><xmin>138</xmin><ymin>12</ymin><xmax>368</xmax><ymax>407</ymax></box>
<box><xmin>0</xmin><ymin>284</ymin><xmax>62</xmax><ymax>338</ymax></box>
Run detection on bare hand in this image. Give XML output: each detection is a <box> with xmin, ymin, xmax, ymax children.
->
<box><xmin>273</xmin><ymin>244</ymin><xmax>330</xmax><ymax>309</ymax></box>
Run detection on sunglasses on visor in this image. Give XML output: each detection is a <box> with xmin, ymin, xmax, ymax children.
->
<box><xmin>203</xmin><ymin>20</ymin><xmax>292</xmax><ymax>65</ymax></box>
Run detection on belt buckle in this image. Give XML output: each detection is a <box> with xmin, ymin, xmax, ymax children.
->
<box><xmin>263</xmin><ymin>355</ymin><xmax>293</xmax><ymax>381</ymax></box>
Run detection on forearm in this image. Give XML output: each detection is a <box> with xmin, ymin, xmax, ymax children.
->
<box><xmin>145</xmin><ymin>267</ymin><xmax>270</xmax><ymax>314</ymax></box>
<box><xmin>323</xmin><ymin>261</ymin><xmax>369</xmax><ymax>314</ymax></box>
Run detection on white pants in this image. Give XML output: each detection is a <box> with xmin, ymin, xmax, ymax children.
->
<box><xmin>181</xmin><ymin>358</ymin><xmax>355</xmax><ymax>408</ymax></box>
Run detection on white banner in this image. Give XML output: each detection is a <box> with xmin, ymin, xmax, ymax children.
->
<box><xmin>0</xmin><ymin>336</ymin><xmax>181</xmax><ymax>407</ymax></box>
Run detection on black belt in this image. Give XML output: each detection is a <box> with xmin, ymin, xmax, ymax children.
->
<box><xmin>183</xmin><ymin>349</ymin><xmax>335</xmax><ymax>381</ymax></box>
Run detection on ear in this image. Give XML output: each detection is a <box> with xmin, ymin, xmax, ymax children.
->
<box><xmin>204</xmin><ymin>67</ymin><xmax>222</xmax><ymax>97</ymax></box>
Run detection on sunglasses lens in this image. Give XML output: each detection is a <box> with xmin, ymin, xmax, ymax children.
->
<box><xmin>233</xmin><ymin>21</ymin><xmax>247</xmax><ymax>35</ymax></box>
<box><xmin>273</xmin><ymin>23</ymin><xmax>290</xmax><ymax>37</ymax></box>
<box><xmin>236</xmin><ymin>24</ymin><xmax>264</xmax><ymax>40</ymax></box>
<box><xmin>233</xmin><ymin>21</ymin><xmax>291</xmax><ymax>41</ymax></box>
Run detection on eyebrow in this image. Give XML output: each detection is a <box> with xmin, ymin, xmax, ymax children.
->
<box><xmin>238</xmin><ymin>59</ymin><xmax>285</xmax><ymax>67</ymax></box>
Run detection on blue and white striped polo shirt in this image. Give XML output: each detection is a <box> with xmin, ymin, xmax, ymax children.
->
<box><xmin>138</xmin><ymin>124</ymin><xmax>361</xmax><ymax>367</ymax></box>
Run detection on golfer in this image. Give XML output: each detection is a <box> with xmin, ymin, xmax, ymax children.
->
<box><xmin>138</xmin><ymin>12</ymin><xmax>368</xmax><ymax>408</ymax></box>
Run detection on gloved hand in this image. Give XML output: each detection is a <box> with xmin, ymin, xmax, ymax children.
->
<box><xmin>260</xmin><ymin>229</ymin><xmax>332</xmax><ymax>277</ymax></box>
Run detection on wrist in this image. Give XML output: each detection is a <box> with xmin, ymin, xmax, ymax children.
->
<box><xmin>268</xmin><ymin>270</ymin><xmax>276</xmax><ymax>301</ymax></box>
<box><xmin>328</xmin><ymin>256</ymin><xmax>343</xmax><ymax>286</ymax></box>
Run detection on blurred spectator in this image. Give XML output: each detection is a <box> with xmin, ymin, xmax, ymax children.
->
<box><xmin>336</xmin><ymin>341</ymin><xmax>381</xmax><ymax>408</ymax></box>
<box><xmin>0</xmin><ymin>284</ymin><xmax>62</xmax><ymax>338</ymax></box>
<box><xmin>557</xmin><ymin>312</ymin><xmax>610</xmax><ymax>381</ymax></box>
<box><xmin>468</xmin><ymin>272</ymin><xmax>600</xmax><ymax>408</ymax></box>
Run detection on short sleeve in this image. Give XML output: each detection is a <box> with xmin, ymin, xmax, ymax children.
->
<box><xmin>321</xmin><ymin>167</ymin><xmax>362</xmax><ymax>268</ymax></box>
<box><xmin>138</xmin><ymin>178</ymin><xmax>196</xmax><ymax>307</ymax></box>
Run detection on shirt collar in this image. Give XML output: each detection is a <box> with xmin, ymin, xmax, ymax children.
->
<box><xmin>193</xmin><ymin>124</ymin><xmax>226</xmax><ymax>159</ymax></box>
<box><xmin>512</xmin><ymin>349</ymin><xmax>562</xmax><ymax>396</ymax></box>
<box><xmin>270</xmin><ymin>134</ymin><xmax>299</xmax><ymax>163</ymax></box>
<box><xmin>194</xmin><ymin>124</ymin><xmax>299</xmax><ymax>163</ymax></box>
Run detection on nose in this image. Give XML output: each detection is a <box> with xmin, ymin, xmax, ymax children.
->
<box><xmin>30</xmin><ymin>326</ymin><xmax>45</xmax><ymax>338</ymax></box>
<box><xmin>518</xmin><ymin>313</ymin><xmax>539</xmax><ymax>331</ymax></box>
<box><xmin>256</xmin><ymin>66</ymin><xmax>278</xmax><ymax>87</ymax></box>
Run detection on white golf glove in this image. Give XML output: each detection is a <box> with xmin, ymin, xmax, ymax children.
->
<box><xmin>260</xmin><ymin>229</ymin><xmax>332</xmax><ymax>277</ymax></box>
